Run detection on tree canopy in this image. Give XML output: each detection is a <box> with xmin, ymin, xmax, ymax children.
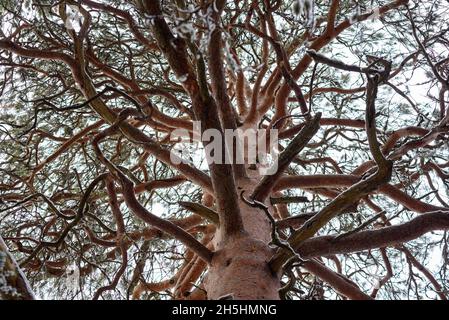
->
<box><xmin>0</xmin><ymin>0</ymin><xmax>449</xmax><ymax>300</ymax></box>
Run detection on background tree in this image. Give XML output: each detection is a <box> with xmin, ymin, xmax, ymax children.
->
<box><xmin>0</xmin><ymin>0</ymin><xmax>448</xmax><ymax>300</ymax></box>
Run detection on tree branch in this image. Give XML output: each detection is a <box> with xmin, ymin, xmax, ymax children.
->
<box><xmin>92</xmin><ymin>121</ymin><xmax>214</xmax><ymax>264</ymax></box>
<box><xmin>270</xmin><ymin>75</ymin><xmax>393</xmax><ymax>272</ymax></box>
<box><xmin>251</xmin><ymin>113</ymin><xmax>321</xmax><ymax>201</ymax></box>
<box><xmin>296</xmin><ymin>211</ymin><xmax>449</xmax><ymax>259</ymax></box>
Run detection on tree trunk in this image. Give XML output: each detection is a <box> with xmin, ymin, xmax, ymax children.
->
<box><xmin>204</xmin><ymin>176</ymin><xmax>281</xmax><ymax>300</ymax></box>
<box><xmin>0</xmin><ymin>236</ymin><xmax>35</xmax><ymax>300</ymax></box>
